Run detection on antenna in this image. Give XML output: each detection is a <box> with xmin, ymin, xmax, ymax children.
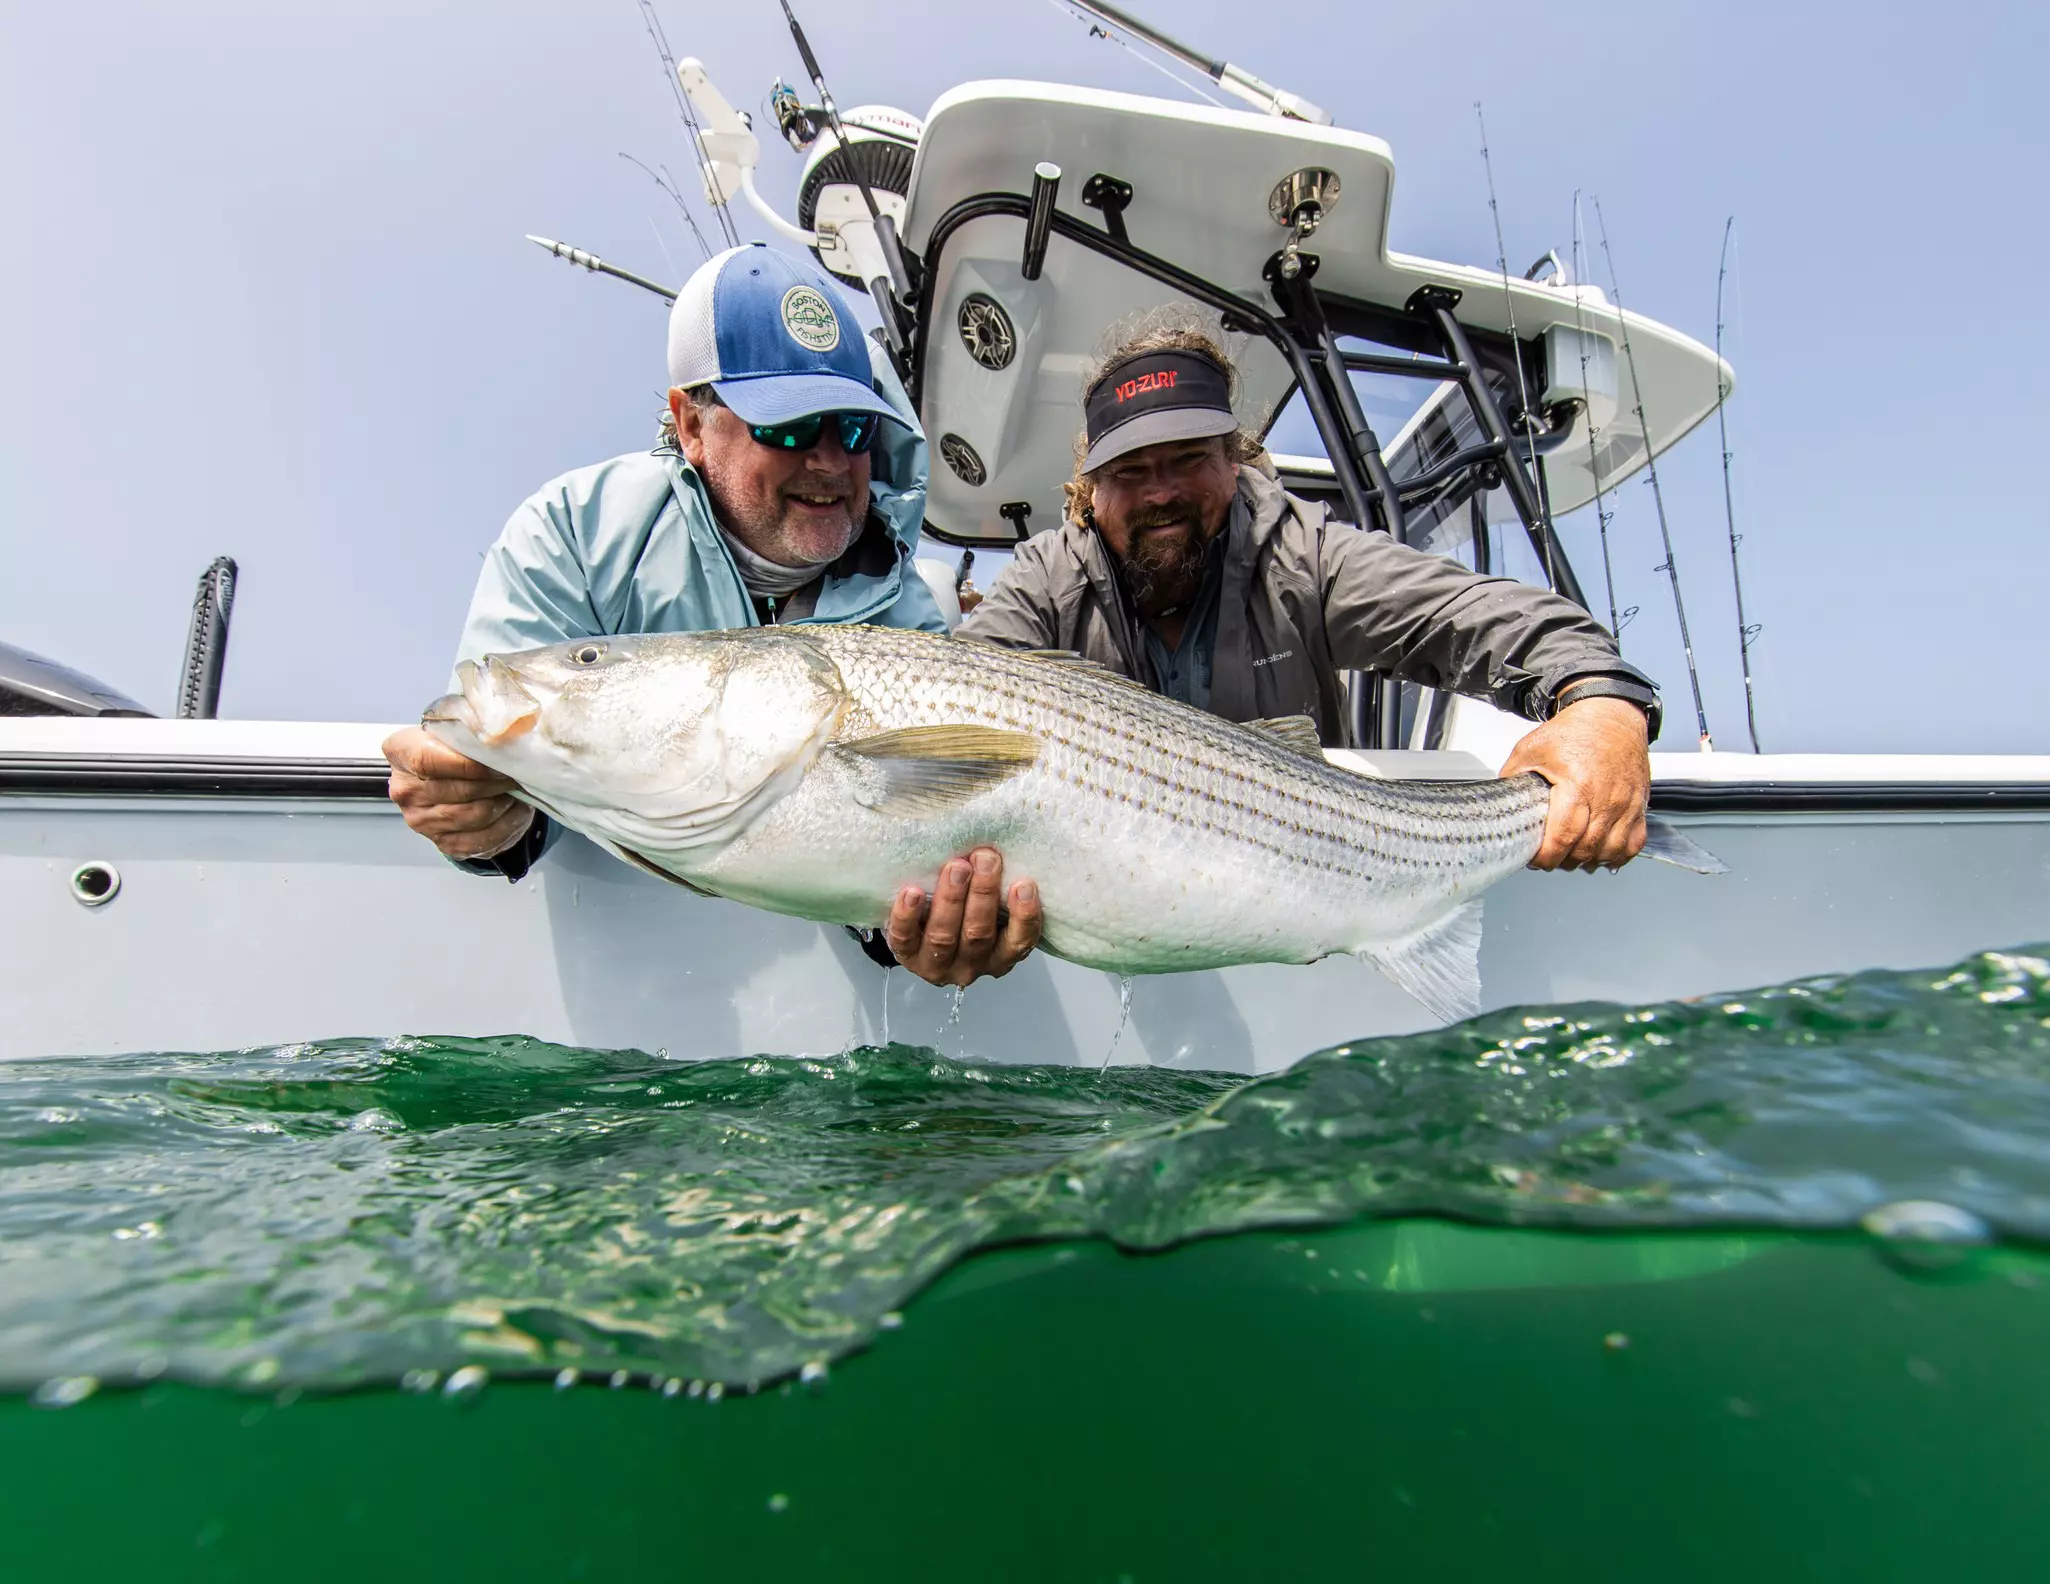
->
<box><xmin>1592</xmin><ymin>197</ymin><xmax>1713</xmax><ymax>751</ymax></box>
<box><xmin>635</xmin><ymin>0</ymin><xmax>741</xmax><ymax>249</ymax></box>
<box><xmin>1475</xmin><ymin>105</ymin><xmax>1555</xmax><ymax>595</ymax></box>
<box><xmin>1716</xmin><ymin>217</ymin><xmax>1763</xmax><ymax>753</ymax></box>
<box><xmin>775</xmin><ymin>0</ymin><xmax>915</xmax><ymax>336</ymax></box>
<box><xmin>1570</xmin><ymin>192</ymin><xmax>1626</xmax><ymax>644</ymax></box>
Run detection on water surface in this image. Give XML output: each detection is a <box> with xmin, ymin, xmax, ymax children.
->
<box><xmin>3</xmin><ymin>946</ymin><xmax>2047</xmax><ymax>1393</ymax></box>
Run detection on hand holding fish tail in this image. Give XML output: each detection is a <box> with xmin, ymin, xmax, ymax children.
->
<box><xmin>1498</xmin><ymin>694</ymin><xmax>1652</xmax><ymax>873</ymax></box>
<box><xmin>885</xmin><ymin>848</ymin><xmax>1043</xmax><ymax>988</ymax></box>
<box><xmin>382</xmin><ymin>726</ymin><xmax>535</xmax><ymax>860</ymax></box>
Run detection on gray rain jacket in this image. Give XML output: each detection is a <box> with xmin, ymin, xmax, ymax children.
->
<box><xmin>957</xmin><ymin>467</ymin><xmax>1653</xmax><ymax>746</ymax></box>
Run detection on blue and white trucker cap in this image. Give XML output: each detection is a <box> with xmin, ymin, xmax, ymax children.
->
<box><xmin>666</xmin><ymin>242</ymin><xmax>894</xmax><ymax>427</ymax></box>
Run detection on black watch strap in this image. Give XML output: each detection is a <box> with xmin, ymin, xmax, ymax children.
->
<box><xmin>1553</xmin><ymin>677</ymin><xmax>1662</xmax><ymax>744</ymax></box>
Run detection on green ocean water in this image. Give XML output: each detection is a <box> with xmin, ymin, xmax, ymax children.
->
<box><xmin>4</xmin><ymin>947</ymin><xmax>2050</xmax><ymax>1579</ymax></box>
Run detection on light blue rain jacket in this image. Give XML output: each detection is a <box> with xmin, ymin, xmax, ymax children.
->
<box><xmin>452</xmin><ymin>350</ymin><xmax>942</xmax><ymax>674</ymax></box>
<box><xmin>449</xmin><ymin>346</ymin><xmax>944</xmax><ymax>879</ymax></box>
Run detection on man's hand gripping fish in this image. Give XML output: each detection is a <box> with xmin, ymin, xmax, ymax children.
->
<box><xmin>424</xmin><ymin>627</ymin><xmax>1723</xmax><ymax>1023</ymax></box>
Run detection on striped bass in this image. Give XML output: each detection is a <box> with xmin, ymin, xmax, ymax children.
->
<box><xmin>424</xmin><ymin>625</ymin><xmax>1722</xmax><ymax>1023</ymax></box>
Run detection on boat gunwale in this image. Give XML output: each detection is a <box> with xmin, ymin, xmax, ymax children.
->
<box><xmin>6</xmin><ymin>750</ymin><xmax>2050</xmax><ymax>815</ymax></box>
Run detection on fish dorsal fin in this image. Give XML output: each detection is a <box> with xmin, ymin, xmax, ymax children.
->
<box><xmin>1018</xmin><ymin>649</ymin><xmax>1152</xmax><ymax>691</ymax></box>
<box><xmin>1245</xmin><ymin>714</ymin><xmax>1325</xmax><ymax>760</ymax></box>
<box><xmin>1359</xmin><ymin>899</ymin><xmax>1485</xmax><ymax>1025</ymax></box>
<box><xmin>833</xmin><ymin>725</ymin><xmax>1041</xmax><ymax>818</ymax></box>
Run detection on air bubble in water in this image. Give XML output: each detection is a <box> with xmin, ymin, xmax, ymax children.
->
<box><xmin>687</xmin><ymin>1380</ymin><xmax>705</xmax><ymax>1398</ymax></box>
<box><xmin>662</xmin><ymin>1377</ymin><xmax>683</xmax><ymax>1398</ymax></box>
<box><xmin>1862</xmin><ymin>1199</ymin><xmax>1992</xmax><ymax>1275</ymax></box>
<box><xmin>706</xmin><ymin>1382</ymin><xmax>724</xmax><ymax>1402</ymax></box>
<box><xmin>878</xmin><ymin>1311</ymin><xmax>904</xmax><ymax>1330</ymax></box>
<box><xmin>1603</xmin><ymin>1332</ymin><xmax>1631</xmax><ymax>1352</ymax></box>
<box><xmin>31</xmin><ymin>1376</ymin><xmax>98</xmax><ymax>1409</ymax></box>
<box><xmin>400</xmin><ymin>1369</ymin><xmax>439</xmax><ymax>1394</ymax></box>
<box><xmin>800</xmin><ymin>1360</ymin><xmax>829</xmax><ymax>1392</ymax></box>
<box><xmin>609</xmin><ymin>1370</ymin><xmax>631</xmax><ymax>1390</ymax></box>
<box><xmin>442</xmin><ymin>1365</ymin><xmax>489</xmax><ymax>1404</ymax></box>
<box><xmin>554</xmin><ymin>1368</ymin><xmax>580</xmax><ymax>1391</ymax></box>
<box><xmin>767</xmin><ymin>1493</ymin><xmax>790</xmax><ymax>1514</ymax></box>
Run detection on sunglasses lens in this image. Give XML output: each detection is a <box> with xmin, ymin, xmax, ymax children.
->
<box><xmin>748</xmin><ymin>412</ymin><xmax>879</xmax><ymax>453</ymax></box>
<box><xmin>750</xmin><ymin>415</ymin><xmax>825</xmax><ymax>450</ymax></box>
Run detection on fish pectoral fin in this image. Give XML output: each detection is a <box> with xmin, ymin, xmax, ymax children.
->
<box><xmin>1360</xmin><ymin>899</ymin><xmax>1485</xmax><ymax>1026</ymax></box>
<box><xmin>617</xmin><ymin>844</ymin><xmax>720</xmax><ymax>897</ymax></box>
<box><xmin>833</xmin><ymin>724</ymin><xmax>1041</xmax><ymax>818</ymax></box>
<box><xmin>586</xmin><ymin>832</ymin><xmax>720</xmax><ymax>897</ymax></box>
<box><xmin>1245</xmin><ymin>714</ymin><xmax>1325</xmax><ymax>759</ymax></box>
<box><xmin>1638</xmin><ymin>817</ymin><xmax>1729</xmax><ymax>874</ymax></box>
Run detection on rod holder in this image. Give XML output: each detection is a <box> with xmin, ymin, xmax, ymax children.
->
<box><xmin>176</xmin><ymin>555</ymin><xmax>238</xmax><ymax>720</ymax></box>
<box><xmin>1022</xmin><ymin>163</ymin><xmax>1061</xmax><ymax>281</ymax></box>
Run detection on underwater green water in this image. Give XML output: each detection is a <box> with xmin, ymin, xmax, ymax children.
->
<box><xmin>3</xmin><ymin>948</ymin><xmax>2049</xmax><ymax>1578</ymax></box>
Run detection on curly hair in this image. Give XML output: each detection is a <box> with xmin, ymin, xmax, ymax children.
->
<box><xmin>1063</xmin><ymin>305</ymin><xmax>1273</xmax><ymax>521</ymax></box>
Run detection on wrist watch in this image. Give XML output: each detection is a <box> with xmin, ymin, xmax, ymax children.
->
<box><xmin>1552</xmin><ymin>676</ymin><xmax>1663</xmax><ymax>744</ymax></box>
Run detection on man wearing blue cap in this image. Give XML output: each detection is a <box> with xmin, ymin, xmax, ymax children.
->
<box><xmin>384</xmin><ymin>244</ymin><xmax>1043</xmax><ymax>987</ymax></box>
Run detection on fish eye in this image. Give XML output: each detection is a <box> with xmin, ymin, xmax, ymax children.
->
<box><xmin>571</xmin><ymin>643</ymin><xmax>605</xmax><ymax>666</ymax></box>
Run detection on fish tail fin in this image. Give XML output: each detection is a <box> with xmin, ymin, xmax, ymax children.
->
<box><xmin>1359</xmin><ymin>899</ymin><xmax>1485</xmax><ymax>1026</ymax></box>
<box><xmin>1640</xmin><ymin>817</ymin><xmax>1729</xmax><ymax>874</ymax></box>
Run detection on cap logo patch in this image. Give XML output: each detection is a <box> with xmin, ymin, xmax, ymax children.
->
<box><xmin>780</xmin><ymin>285</ymin><xmax>840</xmax><ymax>353</ymax></box>
<box><xmin>1113</xmin><ymin>368</ymin><xmax>1178</xmax><ymax>403</ymax></box>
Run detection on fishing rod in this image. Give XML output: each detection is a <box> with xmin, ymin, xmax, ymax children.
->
<box><xmin>1044</xmin><ymin>0</ymin><xmax>1227</xmax><ymax>107</ymax></box>
<box><xmin>1592</xmin><ymin>197</ymin><xmax>1713</xmax><ymax>750</ymax></box>
<box><xmin>1715</xmin><ymin>217</ymin><xmax>1763</xmax><ymax>752</ymax></box>
<box><xmin>1475</xmin><ymin>103</ymin><xmax>1555</xmax><ymax>596</ymax></box>
<box><xmin>526</xmin><ymin>235</ymin><xmax>678</xmax><ymax>303</ymax></box>
<box><xmin>775</xmin><ymin>0</ymin><xmax>916</xmax><ymax>344</ymax></box>
<box><xmin>635</xmin><ymin>0</ymin><xmax>741</xmax><ymax>249</ymax></box>
<box><xmin>618</xmin><ymin>152</ymin><xmax>715</xmax><ymax>264</ymax></box>
<box><xmin>1059</xmin><ymin>0</ymin><xmax>1329</xmax><ymax>123</ymax></box>
<box><xmin>1570</xmin><ymin>193</ymin><xmax>1629</xmax><ymax>645</ymax></box>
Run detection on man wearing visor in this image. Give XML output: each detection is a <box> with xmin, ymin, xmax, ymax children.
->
<box><xmin>385</xmin><ymin>243</ymin><xmax>1041</xmax><ymax>987</ymax></box>
<box><xmin>960</xmin><ymin>317</ymin><xmax>1664</xmax><ymax>877</ymax></box>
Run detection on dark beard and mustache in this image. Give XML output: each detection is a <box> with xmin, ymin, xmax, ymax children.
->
<box><xmin>1112</xmin><ymin>505</ymin><xmax>1213</xmax><ymax>618</ymax></box>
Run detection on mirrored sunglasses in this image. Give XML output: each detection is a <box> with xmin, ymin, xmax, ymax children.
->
<box><xmin>746</xmin><ymin>411</ymin><xmax>882</xmax><ymax>455</ymax></box>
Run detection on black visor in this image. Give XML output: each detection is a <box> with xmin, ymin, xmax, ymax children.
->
<box><xmin>1082</xmin><ymin>350</ymin><xmax>1238</xmax><ymax>472</ymax></box>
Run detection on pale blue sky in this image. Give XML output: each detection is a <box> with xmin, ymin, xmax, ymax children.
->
<box><xmin>3</xmin><ymin>1</ymin><xmax>2042</xmax><ymax>752</ymax></box>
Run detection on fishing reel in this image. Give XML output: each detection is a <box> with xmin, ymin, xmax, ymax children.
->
<box><xmin>790</xmin><ymin>99</ymin><xmax>923</xmax><ymax>293</ymax></box>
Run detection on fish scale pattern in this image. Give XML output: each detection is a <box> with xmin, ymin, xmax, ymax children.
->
<box><xmin>747</xmin><ymin>626</ymin><xmax>1553</xmax><ymax>971</ymax></box>
<box><xmin>811</xmin><ymin>626</ymin><xmax>1545</xmax><ymax>891</ymax></box>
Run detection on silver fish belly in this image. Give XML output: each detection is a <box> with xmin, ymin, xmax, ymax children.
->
<box><xmin>424</xmin><ymin>626</ymin><xmax>1722</xmax><ymax>1024</ymax></box>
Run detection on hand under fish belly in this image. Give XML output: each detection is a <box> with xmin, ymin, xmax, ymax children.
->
<box><xmin>424</xmin><ymin>626</ymin><xmax>1723</xmax><ymax>1023</ymax></box>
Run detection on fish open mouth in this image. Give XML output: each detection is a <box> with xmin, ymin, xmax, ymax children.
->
<box><xmin>423</xmin><ymin>657</ymin><xmax>540</xmax><ymax>747</ymax></box>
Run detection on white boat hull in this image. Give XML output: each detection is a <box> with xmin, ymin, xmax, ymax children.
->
<box><xmin>6</xmin><ymin>722</ymin><xmax>2046</xmax><ymax>1073</ymax></box>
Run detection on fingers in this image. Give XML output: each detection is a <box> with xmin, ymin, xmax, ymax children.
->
<box><xmin>384</xmin><ymin>726</ymin><xmax>533</xmax><ymax>858</ymax></box>
<box><xmin>432</xmin><ymin>800</ymin><xmax>535</xmax><ymax>861</ymax></box>
<box><xmin>994</xmin><ymin>877</ymin><xmax>1043</xmax><ymax>975</ymax></box>
<box><xmin>382</xmin><ymin>727</ymin><xmax>501</xmax><ymax>784</ymax></box>
<box><xmin>886</xmin><ymin>849</ymin><xmax>1039</xmax><ymax>987</ymax></box>
<box><xmin>1529</xmin><ymin>783</ymin><xmax>1590</xmax><ymax>871</ymax></box>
